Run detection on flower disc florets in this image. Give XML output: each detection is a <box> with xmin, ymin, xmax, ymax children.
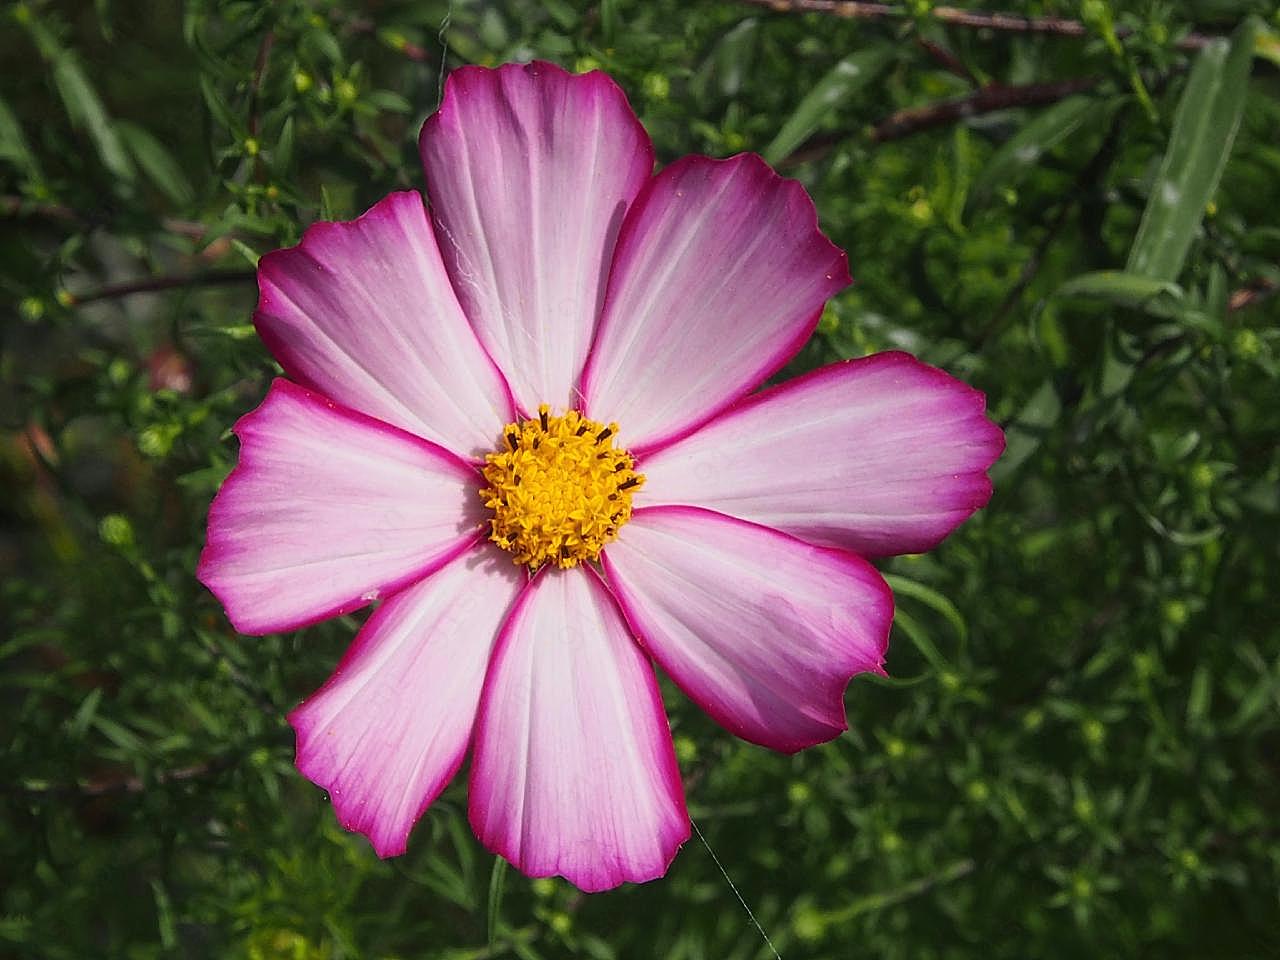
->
<box><xmin>481</xmin><ymin>405</ymin><xmax>643</xmax><ymax>570</ymax></box>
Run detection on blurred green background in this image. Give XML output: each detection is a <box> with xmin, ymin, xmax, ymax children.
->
<box><xmin>3</xmin><ymin>0</ymin><xmax>1279</xmax><ymax>957</ymax></box>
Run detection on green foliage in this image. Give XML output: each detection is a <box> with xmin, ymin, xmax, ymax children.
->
<box><xmin>3</xmin><ymin>0</ymin><xmax>1278</xmax><ymax>958</ymax></box>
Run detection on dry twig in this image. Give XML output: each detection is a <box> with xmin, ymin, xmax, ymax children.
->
<box><xmin>737</xmin><ymin>0</ymin><xmax>1217</xmax><ymax>51</ymax></box>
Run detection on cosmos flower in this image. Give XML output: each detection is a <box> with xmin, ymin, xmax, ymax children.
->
<box><xmin>198</xmin><ymin>60</ymin><xmax>1003</xmax><ymax>892</ymax></box>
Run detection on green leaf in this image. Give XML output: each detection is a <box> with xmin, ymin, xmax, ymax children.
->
<box><xmin>68</xmin><ymin>688</ymin><xmax>104</xmax><ymax>740</ymax></box>
<box><xmin>93</xmin><ymin>715</ymin><xmax>147</xmax><ymax>754</ymax></box>
<box><xmin>150</xmin><ymin>879</ymin><xmax>177</xmax><ymax>950</ymax></box>
<box><xmin>49</xmin><ymin>51</ymin><xmax>136</xmax><ymax>185</ymax></box>
<box><xmin>0</xmin><ymin>94</ymin><xmax>40</xmax><ymax>177</ymax></box>
<box><xmin>694</xmin><ymin>18</ymin><xmax>759</xmax><ymax>101</ymax></box>
<box><xmin>600</xmin><ymin>0</ymin><xmax>619</xmax><ymax>44</ymax></box>
<box><xmin>1055</xmin><ymin>270</ymin><xmax>1185</xmax><ymax>314</ymax></box>
<box><xmin>302</xmin><ymin>28</ymin><xmax>343</xmax><ymax>67</ymax></box>
<box><xmin>272</xmin><ymin>116</ymin><xmax>295</xmax><ymax>175</ymax></box>
<box><xmin>486</xmin><ymin>857</ymin><xmax>508</xmax><ymax>948</ymax></box>
<box><xmin>1186</xmin><ymin>664</ymin><xmax>1212</xmax><ymax>730</ymax></box>
<box><xmin>365</xmin><ymin>90</ymin><xmax>413</xmax><ymax>114</ymax></box>
<box><xmin>199</xmin><ymin>75</ymin><xmax>244</xmax><ymax>136</ymax></box>
<box><xmin>1126</xmin><ymin>19</ymin><xmax>1257</xmax><ymax>281</ymax></box>
<box><xmin>884</xmin><ymin>574</ymin><xmax>968</xmax><ymax>649</ymax></box>
<box><xmin>891</xmin><ymin>608</ymin><xmax>951</xmax><ymax>674</ymax></box>
<box><xmin>762</xmin><ymin>48</ymin><xmax>893</xmax><ymax>165</ymax></box>
<box><xmin>540</xmin><ymin>0</ymin><xmax>578</xmax><ymax>30</ymax></box>
<box><xmin>116</xmin><ymin>121</ymin><xmax>194</xmax><ymax>206</ymax></box>
<box><xmin>967</xmin><ymin>95</ymin><xmax>1103</xmax><ymax>212</ymax></box>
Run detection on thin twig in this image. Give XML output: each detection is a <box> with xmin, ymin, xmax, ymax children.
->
<box><xmin>14</xmin><ymin>755</ymin><xmax>239</xmax><ymax>799</ymax></box>
<box><xmin>65</xmin><ymin>270</ymin><xmax>256</xmax><ymax>306</ymax></box>
<box><xmin>737</xmin><ymin>0</ymin><xmax>1216</xmax><ymax>51</ymax></box>
<box><xmin>916</xmin><ymin>36</ymin><xmax>976</xmax><ymax>84</ymax></box>
<box><xmin>248</xmin><ymin>30</ymin><xmax>276</xmax><ymax>138</ymax></box>
<box><xmin>872</xmin><ymin>77</ymin><xmax>1099</xmax><ymax>142</ymax></box>
<box><xmin>2</xmin><ymin>195</ymin><xmax>210</xmax><ymax>241</ymax></box>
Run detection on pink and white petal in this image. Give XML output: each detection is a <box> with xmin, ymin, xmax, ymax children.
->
<box><xmin>580</xmin><ymin>153</ymin><xmax>850</xmax><ymax>453</ymax></box>
<box><xmin>469</xmin><ymin>566</ymin><xmax>688</xmax><ymax>892</ymax></box>
<box><xmin>290</xmin><ymin>546</ymin><xmax>524</xmax><ymax>857</ymax></box>
<box><xmin>255</xmin><ymin>191</ymin><xmax>514</xmax><ymax>458</ymax></box>
<box><xmin>198</xmin><ymin>379</ymin><xmax>483</xmax><ymax>635</ymax></box>
<box><xmin>638</xmin><ymin>352</ymin><xmax>1005</xmax><ymax>557</ymax></box>
<box><xmin>601</xmin><ymin>506</ymin><xmax>892</xmax><ymax>753</ymax></box>
<box><xmin>419</xmin><ymin>61</ymin><xmax>653</xmax><ymax>414</ymax></box>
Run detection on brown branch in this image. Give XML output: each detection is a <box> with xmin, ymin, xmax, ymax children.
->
<box><xmin>872</xmin><ymin>77</ymin><xmax>1098</xmax><ymax>142</ymax></box>
<box><xmin>14</xmin><ymin>755</ymin><xmax>239</xmax><ymax>799</ymax></box>
<box><xmin>2</xmin><ymin>195</ymin><xmax>209</xmax><ymax>241</ymax></box>
<box><xmin>66</xmin><ymin>270</ymin><xmax>256</xmax><ymax>306</ymax></box>
<box><xmin>916</xmin><ymin>37</ymin><xmax>976</xmax><ymax>84</ymax></box>
<box><xmin>248</xmin><ymin>30</ymin><xmax>276</xmax><ymax>138</ymax></box>
<box><xmin>737</xmin><ymin>0</ymin><xmax>1217</xmax><ymax>50</ymax></box>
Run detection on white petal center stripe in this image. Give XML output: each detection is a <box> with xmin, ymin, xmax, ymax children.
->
<box><xmin>602</xmin><ymin>506</ymin><xmax>892</xmax><ymax>753</ymax></box>
<box><xmin>580</xmin><ymin>153</ymin><xmax>850</xmax><ymax>452</ymax></box>
<box><xmin>290</xmin><ymin>548</ymin><xmax>524</xmax><ymax>857</ymax></box>
<box><xmin>468</xmin><ymin>566</ymin><xmax>689</xmax><ymax>892</ymax></box>
<box><xmin>255</xmin><ymin>191</ymin><xmax>515</xmax><ymax>459</ymax></box>
<box><xmin>197</xmin><ymin>380</ymin><xmax>484</xmax><ymax>635</ymax></box>
<box><xmin>637</xmin><ymin>352</ymin><xmax>1005</xmax><ymax>557</ymax></box>
<box><xmin>420</xmin><ymin>62</ymin><xmax>653</xmax><ymax>413</ymax></box>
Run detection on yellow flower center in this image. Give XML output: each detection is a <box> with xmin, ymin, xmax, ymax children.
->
<box><xmin>481</xmin><ymin>405</ymin><xmax>643</xmax><ymax>570</ymax></box>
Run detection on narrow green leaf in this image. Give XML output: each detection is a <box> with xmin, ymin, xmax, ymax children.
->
<box><xmin>1186</xmin><ymin>664</ymin><xmax>1212</xmax><ymax>730</ymax></box>
<box><xmin>763</xmin><ymin>48</ymin><xmax>894</xmax><ymax>165</ymax></box>
<box><xmin>1204</xmin><ymin>262</ymin><xmax>1229</xmax><ymax>319</ymax></box>
<box><xmin>694</xmin><ymin>18</ymin><xmax>759</xmax><ymax>100</ymax></box>
<box><xmin>68</xmin><ymin>688</ymin><xmax>104</xmax><ymax>740</ymax></box>
<box><xmin>884</xmin><ymin>574</ymin><xmax>968</xmax><ymax>648</ymax></box>
<box><xmin>302</xmin><ymin>29</ymin><xmax>344</xmax><ymax>67</ymax></box>
<box><xmin>93</xmin><ymin>1</ymin><xmax>115</xmax><ymax>40</ymax></box>
<box><xmin>365</xmin><ymin>90</ymin><xmax>413</xmax><ymax>114</ymax></box>
<box><xmin>486</xmin><ymin>857</ymin><xmax>508</xmax><ymax>948</ymax></box>
<box><xmin>1126</xmin><ymin>19</ymin><xmax>1257</xmax><ymax>281</ymax></box>
<box><xmin>319</xmin><ymin>184</ymin><xmax>341</xmax><ymax>221</ymax></box>
<box><xmin>199</xmin><ymin>76</ymin><xmax>244</xmax><ymax>136</ymax></box>
<box><xmin>1055</xmin><ymin>270</ymin><xmax>1185</xmax><ymax>312</ymax></box>
<box><xmin>93</xmin><ymin>715</ymin><xmax>146</xmax><ymax>754</ymax></box>
<box><xmin>600</xmin><ymin>0</ymin><xmax>619</xmax><ymax>44</ymax></box>
<box><xmin>229</xmin><ymin>237</ymin><xmax>261</xmax><ymax>267</ymax></box>
<box><xmin>0</xmin><ymin>94</ymin><xmax>40</xmax><ymax>176</ymax></box>
<box><xmin>891</xmin><ymin>608</ymin><xmax>951</xmax><ymax>673</ymax></box>
<box><xmin>150</xmin><ymin>879</ymin><xmax>177</xmax><ymax>950</ymax></box>
<box><xmin>967</xmin><ymin>95</ymin><xmax>1102</xmax><ymax>212</ymax></box>
<box><xmin>50</xmin><ymin>53</ymin><xmax>136</xmax><ymax>184</ymax></box>
<box><xmin>116</xmin><ymin>121</ymin><xmax>194</xmax><ymax>206</ymax></box>
<box><xmin>1227</xmin><ymin>673</ymin><xmax>1276</xmax><ymax>733</ymax></box>
<box><xmin>540</xmin><ymin>0</ymin><xmax>578</xmax><ymax>30</ymax></box>
<box><xmin>272</xmin><ymin>117</ymin><xmax>295</xmax><ymax>176</ymax></box>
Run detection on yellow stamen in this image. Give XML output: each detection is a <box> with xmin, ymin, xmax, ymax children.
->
<box><xmin>481</xmin><ymin>405</ymin><xmax>643</xmax><ymax>570</ymax></box>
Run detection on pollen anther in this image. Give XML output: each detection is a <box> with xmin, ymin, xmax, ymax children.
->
<box><xmin>481</xmin><ymin>405</ymin><xmax>643</xmax><ymax>570</ymax></box>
